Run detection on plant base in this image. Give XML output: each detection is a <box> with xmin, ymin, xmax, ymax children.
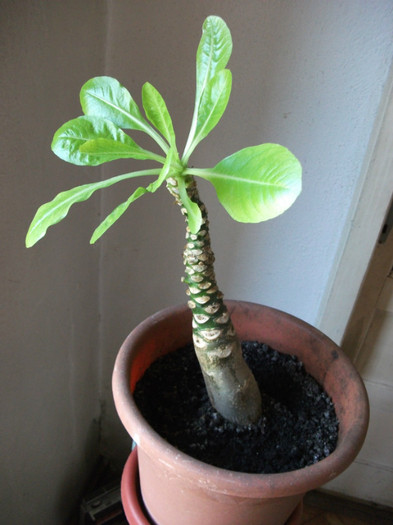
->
<box><xmin>113</xmin><ymin>301</ymin><xmax>369</xmax><ymax>525</ymax></box>
<box><xmin>121</xmin><ymin>447</ymin><xmax>304</xmax><ymax>525</ymax></box>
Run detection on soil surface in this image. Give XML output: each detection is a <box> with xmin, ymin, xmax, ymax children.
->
<box><xmin>134</xmin><ymin>341</ymin><xmax>339</xmax><ymax>474</ymax></box>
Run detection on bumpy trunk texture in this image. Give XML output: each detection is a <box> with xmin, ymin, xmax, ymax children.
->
<box><xmin>166</xmin><ymin>175</ymin><xmax>262</xmax><ymax>425</ymax></box>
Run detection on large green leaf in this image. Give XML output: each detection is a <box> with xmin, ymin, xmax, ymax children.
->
<box><xmin>190</xmin><ymin>69</ymin><xmax>232</xmax><ymax>153</ymax></box>
<box><xmin>80</xmin><ymin>76</ymin><xmax>148</xmax><ymax>131</ymax></box>
<box><xmin>25</xmin><ymin>169</ymin><xmax>160</xmax><ymax>247</ymax></box>
<box><xmin>195</xmin><ymin>16</ymin><xmax>232</xmax><ymax>103</ymax></box>
<box><xmin>90</xmin><ymin>150</ymin><xmax>175</xmax><ymax>243</ymax></box>
<box><xmin>183</xmin><ymin>16</ymin><xmax>232</xmax><ymax>161</ymax></box>
<box><xmin>142</xmin><ymin>82</ymin><xmax>176</xmax><ymax>149</ymax></box>
<box><xmin>191</xmin><ymin>144</ymin><xmax>302</xmax><ymax>222</ymax></box>
<box><xmin>52</xmin><ymin>116</ymin><xmax>160</xmax><ymax>166</ymax></box>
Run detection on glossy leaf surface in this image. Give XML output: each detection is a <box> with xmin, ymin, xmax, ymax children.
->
<box><xmin>195</xmin><ymin>16</ymin><xmax>232</xmax><ymax>103</ymax></box>
<box><xmin>79</xmin><ymin>137</ymin><xmax>164</xmax><ymax>164</ymax></box>
<box><xmin>52</xmin><ymin>116</ymin><xmax>157</xmax><ymax>166</ymax></box>
<box><xmin>183</xmin><ymin>16</ymin><xmax>232</xmax><ymax>160</ymax></box>
<box><xmin>80</xmin><ymin>76</ymin><xmax>148</xmax><ymax>131</ymax></box>
<box><xmin>142</xmin><ymin>82</ymin><xmax>176</xmax><ymax>149</ymax></box>
<box><xmin>193</xmin><ymin>144</ymin><xmax>302</xmax><ymax>222</ymax></box>
<box><xmin>192</xmin><ymin>69</ymin><xmax>232</xmax><ymax>150</ymax></box>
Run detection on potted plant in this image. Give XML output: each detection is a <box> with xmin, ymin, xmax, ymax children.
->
<box><xmin>26</xmin><ymin>16</ymin><xmax>368</xmax><ymax>525</ymax></box>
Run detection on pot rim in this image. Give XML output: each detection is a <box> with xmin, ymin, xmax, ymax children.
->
<box><xmin>113</xmin><ymin>300</ymin><xmax>369</xmax><ymax>499</ymax></box>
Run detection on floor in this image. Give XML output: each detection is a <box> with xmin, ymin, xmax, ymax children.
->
<box><xmin>302</xmin><ymin>491</ymin><xmax>393</xmax><ymax>525</ymax></box>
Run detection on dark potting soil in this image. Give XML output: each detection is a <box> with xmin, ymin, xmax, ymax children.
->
<box><xmin>134</xmin><ymin>341</ymin><xmax>339</xmax><ymax>474</ymax></box>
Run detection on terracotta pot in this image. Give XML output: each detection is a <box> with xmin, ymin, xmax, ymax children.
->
<box><xmin>113</xmin><ymin>301</ymin><xmax>369</xmax><ymax>525</ymax></box>
<box><xmin>120</xmin><ymin>447</ymin><xmax>304</xmax><ymax>525</ymax></box>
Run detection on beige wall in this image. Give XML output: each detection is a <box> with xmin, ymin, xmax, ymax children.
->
<box><xmin>1</xmin><ymin>2</ymin><xmax>106</xmax><ymax>523</ymax></box>
<box><xmin>1</xmin><ymin>1</ymin><xmax>393</xmax><ymax>523</ymax></box>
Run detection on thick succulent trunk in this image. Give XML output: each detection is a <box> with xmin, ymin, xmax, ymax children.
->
<box><xmin>166</xmin><ymin>175</ymin><xmax>262</xmax><ymax>425</ymax></box>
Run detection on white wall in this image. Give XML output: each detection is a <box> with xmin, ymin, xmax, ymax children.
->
<box><xmin>1</xmin><ymin>2</ymin><xmax>106</xmax><ymax>523</ymax></box>
<box><xmin>2</xmin><ymin>1</ymin><xmax>393</xmax><ymax>522</ymax></box>
<box><xmin>99</xmin><ymin>1</ymin><xmax>393</xmax><ymax>461</ymax></box>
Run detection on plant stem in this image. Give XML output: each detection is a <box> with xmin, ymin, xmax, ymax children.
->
<box><xmin>166</xmin><ymin>175</ymin><xmax>262</xmax><ymax>425</ymax></box>
<box><xmin>140</xmin><ymin>122</ymin><xmax>170</xmax><ymax>155</ymax></box>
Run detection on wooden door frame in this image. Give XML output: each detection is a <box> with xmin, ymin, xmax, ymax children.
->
<box><xmin>317</xmin><ymin>68</ymin><xmax>393</xmax><ymax>344</ymax></box>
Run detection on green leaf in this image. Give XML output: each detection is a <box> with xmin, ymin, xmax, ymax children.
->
<box><xmin>190</xmin><ymin>69</ymin><xmax>232</xmax><ymax>154</ymax></box>
<box><xmin>89</xmin><ymin>187</ymin><xmax>146</xmax><ymax>245</ymax></box>
<box><xmin>80</xmin><ymin>76</ymin><xmax>148</xmax><ymax>131</ymax></box>
<box><xmin>52</xmin><ymin>116</ymin><xmax>159</xmax><ymax>166</ymax></box>
<box><xmin>177</xmin><ymin>176</ymin><xmax>202</xmax><ymax>234</ymax></box>
<box><xmin>25</xmin><ymin>169</ymin><xmax>160</xmax><ymax>247</ymax></box>
<box><xmin>80</xmin><ymin>76</ymin><xmax>170</xmax><ymax>153</ymax></box>
<box><xmin>195</xmin><ymin>16</ymin><xmax>232</xmax><ymax>104</ymax></box>
<box><xmin>183</xmin><ymin>16</ymin><xmax>232</xmax><ymax>161</ymax></box>
<box><xmin>148</xmin><ymin>147</ymin><xmax>175</xmax><ymax>192</ymax></box>
<box><xmin>142</xmin><ymin>82</ymin><xmax>176</xmax><ymax>149</ymax></box>
<box><xmin>190</xmin><ymin>144</ymin><xmax>302</xmax><ymax>222</ymax></box>
<box><xmin>79</xmin><ymin>138</ymin><xmax>165</xmax><ymax>164</ymax></box>
<box><xmin>90</xmin><ymin>149</ymin><xmax>175</xmax><ymax>243</ymax></box>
